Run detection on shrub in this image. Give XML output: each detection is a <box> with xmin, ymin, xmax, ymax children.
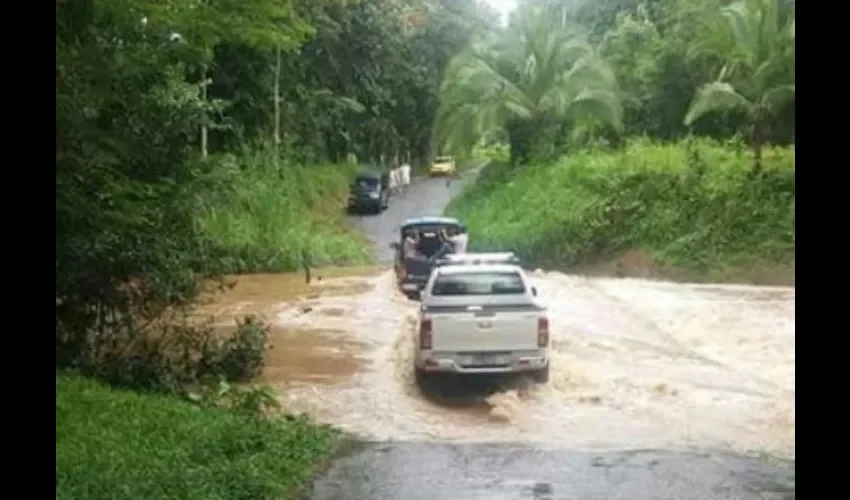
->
<box><xmin>198</xmin><ymin>315</ymin><xmax>269</xmax><ymax>382</ymax></box>
<box><xmin>70</xmin><ymin>311</ymin><xmax>271</xmax><ymax>395</ymax></box>
<box><xmin>191</xmin><ymin>378</ymin><xmax>283</xmax><ymax>417</ymax></box>
<box><xmin>472</xmin><ymin>141</ymin><xmax>510</xmax><ymax>165</ymax></box>
<box><xmin>449</xmin><ymin>138</ymin><xmax>795</xmax><ymax>278</ymax></box>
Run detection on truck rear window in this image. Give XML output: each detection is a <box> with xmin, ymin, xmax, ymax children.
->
<box><xmin>431</xmin><ymin>272</ymin><xmax>526</xmax><ymax>296</ymax></box>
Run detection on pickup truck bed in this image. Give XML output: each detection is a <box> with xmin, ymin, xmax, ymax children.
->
<box><xmin>426</xmin><ymin>303</ymin><xmax>544</xmax><ymax>352</ymax></box>
<box><xmin>415</xmin><ymin>264</ymin><xmax>550</xmax><ymax>383</ymax></box>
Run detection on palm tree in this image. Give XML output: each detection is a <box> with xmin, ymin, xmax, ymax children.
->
<box><xmin>684</xmin><ymin>0</ymin><xmax>795</xmax><ymax>172</ymax></box>
<box><xmin>436</xmin><ymin>7</ymin><xmax>623</xmax><ymax>165</ymax></box>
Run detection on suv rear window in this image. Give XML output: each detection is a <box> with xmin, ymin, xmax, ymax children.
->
<box><xmin>354</xmin><ymin>176</ymin><xmax>379</xmax><ymax>189</ymax></box>
<box><xmin>431</xmin><ymin>271</ymin><xmax>526</xmax><ymax>296</ymax></box>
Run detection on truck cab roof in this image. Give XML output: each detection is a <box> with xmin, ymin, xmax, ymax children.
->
<box><xmin>401</xmin><ymin>216</ymin><xmax>459</xmax><ymax>228</ymax></box>
<box><xmin>434</xmin><ymin>252</ymin><xmax>521</xmax><ymax>268</ymax></box>
<box><xmin>434</xmin><ymin>263</ymin><xmax>525</xmax><ymax>275</ymax></box>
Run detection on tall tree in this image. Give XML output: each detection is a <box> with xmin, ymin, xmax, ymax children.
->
<box><xmin>437</xmin><ymin>6</ymin><xmax>623</xmax><ymax>164</ymax></box>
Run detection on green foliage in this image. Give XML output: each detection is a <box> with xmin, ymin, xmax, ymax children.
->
<box><xmin>56</xmin><ymin>373</ymin><xmax>340</xmax><ymax>500</ymax></box>
<box><xmin>68</xmin><ymin>312</ymin><xmax>272</xmax><ymax>395</ymax></box>
<box><xmin>437</xmin><ymin>7</ymin><xmax>623</xmax><ymax>164</ymax></box>
<box><xmin>215</xmin><ymin>0</ymin><xmax>497</xmax><ymax>166</ymax></box>
<box><xmin>191</xmin><ymin>378</ymin><xmax>283</xmax><ymax>417</ymax></box>
<box><xmin>198</xmin><ymin>151</ymin><xmax>371</xmax><ymax>273</ymax></box>
<box><xmin>521</xmin><ymin>0</ymin><xmax>795</xmax><ymax>146</ymax></box>
<box><xmin>449</xmin><ymin>139</ymin><xmax>794</xmax><ymax>277</ymax></box>
<box><xmin>682</xmin><ymin>0</ymin><xmax>795</xmax><ymax>167</ymax></box>
<box><xmin>449</xmin><ymin>0</ymin><xmax>794</xmax><ymax>278</ymax></box>
<box><xmin>472</xmin><ymin>142</ymin><xmax>510</xmax><ymax>165</ymax></box>
<box><xmin>198</xmin><ymin>316</ymin><xmax>270</xmax><ymax>383</ymax></box>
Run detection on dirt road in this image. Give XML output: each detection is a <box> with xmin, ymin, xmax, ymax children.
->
<box><xmin>200</xmin><ymin>172</ymin><xmax>795</xmax><ymax>499</ymax></box>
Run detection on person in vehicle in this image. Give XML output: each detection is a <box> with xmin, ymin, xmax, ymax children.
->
<box><xmin>447</xmin><ymin>224</ymin><xmax>468</xmax><ymax>254</ymax></box>
<box><xmin>402</xmin><ymin>228</ymin><xmax>422</xmax><ymax>259</ymax></box>
<box><xmin>429</xmin><ymin>225</ymin><xmax>468</xmax><ymax>262</ymax></box>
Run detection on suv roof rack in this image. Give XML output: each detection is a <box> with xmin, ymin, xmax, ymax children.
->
<box><xmin>434</xmin><ymin>252</ymin><xmax>521</xmax><ymax>267</ymax></box>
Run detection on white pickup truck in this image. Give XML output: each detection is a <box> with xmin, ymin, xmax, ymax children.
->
<box><xmin>414</xmin><ymin>255</ymin><xmax>550</xmax><ymax>384</ymax></box>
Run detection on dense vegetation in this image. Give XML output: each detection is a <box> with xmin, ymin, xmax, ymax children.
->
<box><xmin>56</xmin><ymin>1</ymin><xmax>494</xmax><ymax>497</ymax></box>
<box><xmin>56</xmin><ymin>0</ymin><xmax>495</xmax><ymax>385</ymax></box>
<box><xmin>443</xmin><ymin>0</ymin><xmax>795</xmax><ymax>282</ymax></box>
<box><xmin>452</xmin><ymin>139</ymin><xmax>795</xmax><ymax>282</ymax></box>
<box><xmin>197</xmin><ymin>153</ymin><xmax>372</xmax><ymax>273</ymax></box>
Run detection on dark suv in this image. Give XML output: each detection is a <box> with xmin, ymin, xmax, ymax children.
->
<box><xmin>347</xmin><ymin>171</ymin><xmax>389</xmax><ymax>214</ymax></box>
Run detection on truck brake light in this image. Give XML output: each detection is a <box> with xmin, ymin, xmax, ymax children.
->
<box><xmin>537</xmin><ymin>316</ymin><xmax>549</xmax><ymax>347</ymax></box>
<box><xmin>419</xmin><ymin>318</ymin><xmax>433</xmax><ymax>350</ymax></box>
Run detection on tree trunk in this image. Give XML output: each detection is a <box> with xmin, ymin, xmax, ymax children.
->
<box><xmin>507</xmin><ymin>119</ymin><xmax>534</xmax><ymax>166</ymax></box>
<box><xmin>273</xmin><ymin>46</ymin><xmax>282</xmax><ymax>165</ymax></box>
<box><xmin>752</xmin><ymin>141</ymin><xmax>763</xmax><ymax>175</ymax></box>
<box><xmin>750</xmin><ymin>121</ymin><xmax>763</xmax><ymax>176</ymax></box>
<box><xmin>200</xmin><ymin>66</ymin><xmax>209</xmax><ymax>158</ymax></box>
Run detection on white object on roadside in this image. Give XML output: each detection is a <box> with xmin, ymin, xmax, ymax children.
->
<box><xmin>389</xmin><ymin>168</ymin><xmax>400</xmax><ymax>193</ymax></box>
<box><xmin>399</xmin><ymin>164</ymin><xmax>411</xmax><ymax>191</ymax></box>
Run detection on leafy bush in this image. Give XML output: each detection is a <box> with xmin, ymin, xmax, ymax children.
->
<box><xmin>450</xmin><ymin>138</ymin><xmax>795</xmax><ymax>280</ymax></box>
<box><xmin>197</xmin><ymin>150</ymin><xmax>372</xmax><ymax>274</ymax></box>
<box><xmin>191</xmin><ymin>378</ymin><xmax>283</xmax><ymax>417</ymax></box>
<box><xmin>71</xmin><ymin>312</ymin><xmax>272</xmax><ymax>395</ymax></box>
<box><xmin>472</xmin><ymin>142</ymin><xmax>510</xmax><ymax>165</ymax></box>
<box><xmin>56</xmin><ymin>374</ymin><xmax>340</xmax><ymax>500</ymax></box>
<box><xmin>198</xmin><ymin>315</ymin><xmax>269</xmax><ymax>382</ymax></box>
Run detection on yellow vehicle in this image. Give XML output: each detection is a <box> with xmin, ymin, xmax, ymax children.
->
<box><xmin>429</xmin><ymin>155</ymin><xmax>456</xmax><ymax>176</ymax></box>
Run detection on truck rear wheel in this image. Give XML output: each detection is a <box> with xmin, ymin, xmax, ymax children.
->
<box><xmin>532</xmin><ymin>364</ymin><xmax>550</xmax><ymax>384</ymax></box>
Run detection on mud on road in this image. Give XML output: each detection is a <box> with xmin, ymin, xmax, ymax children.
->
<box><xmin>198</xmin><ymin>174</ymin><xmax>795</xmax><ymax>498</ymax></box>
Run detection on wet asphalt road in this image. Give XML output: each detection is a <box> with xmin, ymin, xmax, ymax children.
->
<box><xmin>312</xmin><ymin>443</ymin><xmax>795</xmax><ymax>500</ymax></box>
<box><xmin>322</xmin><ymin>169</ymin><xmax>796</xmax><ymax>500</ymax></box>
<box><xmin>348</xmin><ymin>171</ymin><xmax>474</xmax><ymax>263</ymax></box>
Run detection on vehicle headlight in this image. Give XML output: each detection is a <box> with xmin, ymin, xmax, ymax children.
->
<box><xmin>369</xmin><ymin>192</ymin><xmax>380</xmax><ymax>199</ymax></box>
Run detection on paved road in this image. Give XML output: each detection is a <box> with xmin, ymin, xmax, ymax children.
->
<box><xmin>312</xmin><ymin>443</ymin><xmax>795</xmax><ymax>500</ymax></box>
<box><xmin>322</xmin><ymin>168</ymin><xmax>795</xmax><ymax>500</ymax></box>
<box><xmin>348</xmin><ymin>171</ymin><xmax>475</xmax><ymax>263</ymax></box>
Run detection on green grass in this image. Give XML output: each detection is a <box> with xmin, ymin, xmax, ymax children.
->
<box><xmin>197</xmin><ymin>150</ymin><xmax>372</xmax><ymax>274</ymax></box>
<box><xmin>447</xmin><ymin>138</ymin><xmax>795</xmax><ymax>282</ymax></box>
<box><xmin>56</xmin><ymin>373</ymin><xmax>341</xmax><ymax>500</ymax></box>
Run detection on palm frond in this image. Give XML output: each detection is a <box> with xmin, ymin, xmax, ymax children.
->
<box><xmin>760</xmin><ymin>83</ymin><xmax>795</xmax><ymax>112</ymax></box>
<box><xmin>437</xmin><ymin>7</ymin><xmax>624</xmax><ymax>154</ymax></box>
<box><xmin>684</xmin><ymin>81</ymin><xmax>755</xmax><ymax>126</ymax></box>
<box><xmin>571</xmin><ymin>88</ymin><xmax>624</xmax><ymax>132</ymax></box>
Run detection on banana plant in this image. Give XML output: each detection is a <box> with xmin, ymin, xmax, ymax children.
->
<box><xmin>683</xmin><ymin>0</ymin><xmax>795</xmax><ymax>173</ymax></box>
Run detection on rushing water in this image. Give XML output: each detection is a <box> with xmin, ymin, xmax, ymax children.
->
<box><xmin>199</xmin><ymin>268</ymin><xmax>795</xmax><ymax>459</ymax></box>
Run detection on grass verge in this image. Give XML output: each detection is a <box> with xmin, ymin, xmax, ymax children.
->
<box><xmin>198</xmin><ymin>150</ymin><xmax>372</xmax><ymax>274</ymax></box>
<box><xmin>447</xmin><ymin>138</ymin><xmax>795</xmax><ymax>284</ymax></box>
<box><xmin>56</xmin><ymin>373</ymin><xmax>342</xmax><ymax>500</ymax></box>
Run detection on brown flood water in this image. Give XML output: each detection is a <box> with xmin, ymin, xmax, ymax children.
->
<box><xmin>198</xmin><ymin>267</ymin><xmax>795</xmax><ymax>460</ymax></box>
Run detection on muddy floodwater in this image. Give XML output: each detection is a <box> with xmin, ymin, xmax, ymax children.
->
<box><xmin>200</xmin><ymin>268</ymin><xmax>795</xmax><ymax>460</ymax></box>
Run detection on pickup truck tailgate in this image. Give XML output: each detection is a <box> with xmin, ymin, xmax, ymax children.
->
<box><xmin>428</xmin><ymin>303</ymin><xmax>542</xmax><ymax>352</ymax></box>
